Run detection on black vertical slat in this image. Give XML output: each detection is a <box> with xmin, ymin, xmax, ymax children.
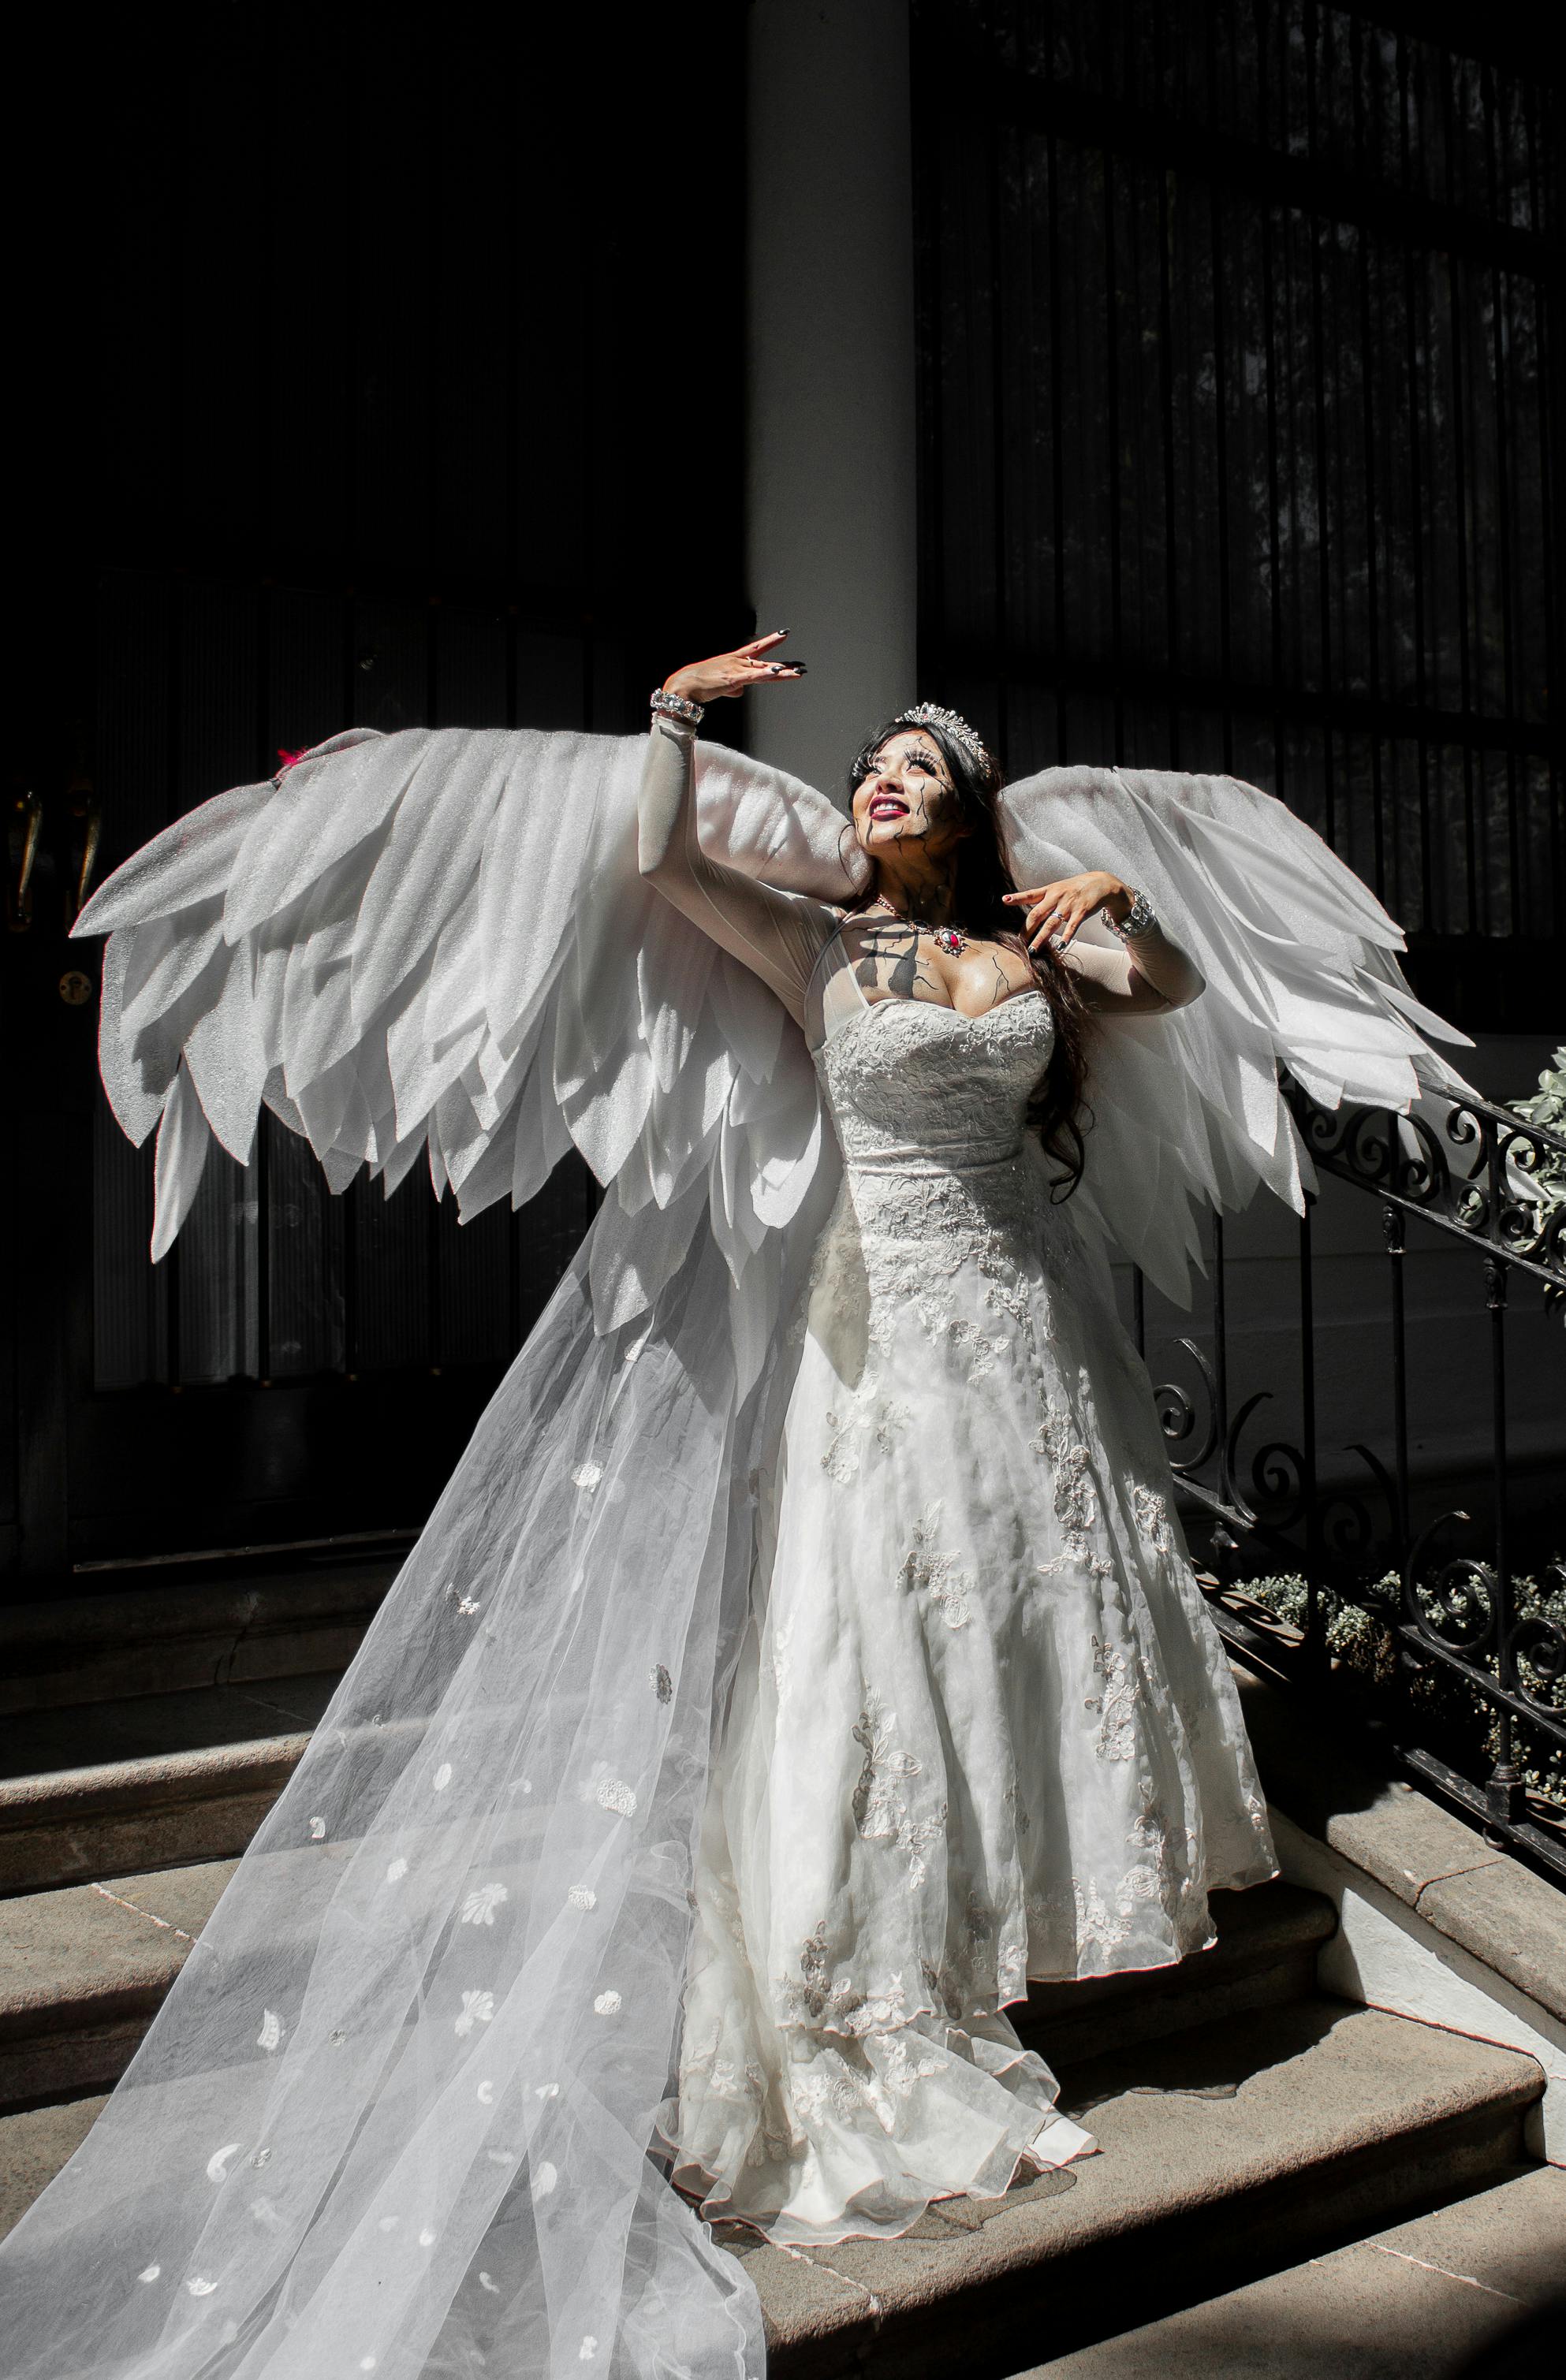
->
<box><xmin>255</xmin><ymin>1107</ymin><xmax>270</xmax><ymax>1382</ymax></box>
<box><xmin>1255</xmin><ymin>0</ymin><xmax>1285</xmax><ymax>798</ymax></box>
<box><xmin>1399</xmin><ymin>35</ymin><xmax>1436</xmax><ymax>931</ymax></box>
<box><xmin>1303</xmin><ymin>6</ymin><xmax>1337</xmax><ymax>851</ymax></box>
<box><xmin>1045</xmin><ymin>0</ymin><xmax>1069</xmax><ymax>762</ymax></box>
<box><xmin>1206</xmin><ymin>2</ymin><xmax>1235</xmax><ymax>774</ymax></box>
<box><xmin>1482</xmin><ymin>1253</ymin><xmax>1521</xmax><ymax>1832</ymax></box>
<box><xmin>1382</xmin><ymin>1203</ymin><xmax>1410</xmax><ymax>1551</ymax></box>
<box><xmin>1482</xmin><ymin>65</ymin><xmax>1523</xmax><ymax>936</ymax></box>
<box><xmin>1350</xmin><ymin>16</ymin><xmax>1386</xmax><ymax>900</ymax></box>
<box><xmin>988</xmin><ymin>17</ymin><xmax>1012</xmax><ymax>758</ymax></box>
<box><xmin>1103</xmin><ymin>125</ymin><xmax>1124</xmax><ymax>761</ymax></box>
<box><xmin>1154</xmin><ymin>6</ymin><xmax>1180</xmax><ymax>770</ymax></box>
<box><xmin>1528</xmin><ymin>90</ymin><xmax>1564</xmax><ymax>941</ymax></box>
<box><xmin>1441</xmin><ymin>61</ymin><xmax>1479</xmax><ymax>933</ymax></box>
<box><xmin>1298</xmin><ymin>1197</ymin><xmax>1319</xmax><ymax>1661</ymax></box>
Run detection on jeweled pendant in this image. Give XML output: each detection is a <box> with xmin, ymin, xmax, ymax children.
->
<box><xmin>932</xmin><ymin>926</ymin><xmax>967</xmax><ymax>955</ymax></box>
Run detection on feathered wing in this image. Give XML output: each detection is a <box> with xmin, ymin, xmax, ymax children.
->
<box><xmin>1001</xmin><ymin>762</ymin><xmax>1476</xmax><ymax>1303</ymax></box>
<box><xmin>76</xmin><ymin>724</ymin><xmax>857</xmax><ymax>1382</ymax></box>
<box><xmin>12</xmin><ymin>728</ymin><xmax>862</xmax><ymax>2380</ymax></box>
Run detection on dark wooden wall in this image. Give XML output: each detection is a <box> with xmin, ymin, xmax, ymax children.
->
<box><xmin>6</xmin><ymin>5</ymin><xmax>748</xmax><ymax>1582</ymax></box>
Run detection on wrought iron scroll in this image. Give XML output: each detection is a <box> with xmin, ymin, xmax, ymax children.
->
<box><xmin>1155</xmin><ymin>1076</ymin><xmax>1566</xmax><ymax>1880</ymax></box>
<box><xmin>1284</xmin><ymin>1076</ymin><xmax>1566</xmax><ymax>1309</ymax></box>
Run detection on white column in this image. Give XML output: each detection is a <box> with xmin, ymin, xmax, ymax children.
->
<box><xmin>745</xmin><ymin>0</ymin><xmax>918</xmax><ymax>796</ymax></box>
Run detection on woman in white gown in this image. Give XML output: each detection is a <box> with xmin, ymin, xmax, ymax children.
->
<box><xmin>643</xmin><ymin>636</ymin><xmax>1273</xmax><ymax>2241</ymax></box>
<box><xmin>0</xmin><ymin>635</ymin><xmax>1467</xmax><ymax>2380</ymax></box>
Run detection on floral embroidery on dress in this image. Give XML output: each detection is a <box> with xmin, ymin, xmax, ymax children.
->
<box><xmin>820</xmin><ymin>1391</ymin><xmax>913</xmax><ymax>1484</ymax></box>
<box><xmin>778</xmin><ymin>1925</ymin><xmax>915</xmax><ymax>2035</ymax></box>
<box><xmin>584</xmin><ymin>1765</ymin><xmax>637</xmax><ymax>1818</ymax></box>
<box><xmin>455</xmin><ymin>1990</ymin><xmax>494</xmax><ymax>2037</ymax></box>
<box><xmin>1132</xmin><ymin>1484</ymin><xmax>1175</xmax><ymax>1555</ymax></box>
<box><xmin>256</xmin><ymin>2009</ymin><xmax>285</xmax><ymax>2054</ymax></box>
<box><xmin>851</xmin><ymin>1700</ymin><xmax>920</xmax><ymax>1835</ymax></box>
<box><xmin>1072</xmin><ymin>1873</ymin><xmax>1132</xmax><ymax>1952</ymax></box>
<box><xmin>899</xmin><ymin>1500</ymin><xmax>974</xmax><ymax>1630</ymax></box>
<box><xmin>850</xmin><ymin>1697</ymin><xmax>947</xmax><ymax>1890</ymax></box>
<box><xmin>875</xmin><ymin>2032</ymin><xmax>943</xmax><ymax>2103</ymax></box>
<box><xmin>651</xmin><ymin>1663</ymin><xmax>673</xmax><ymax>1704</ymax></box>
<box><xmin>790</xmin><ymin>2060</ymin><xmax>874</xmax><ymax>2127</ymax></box>
<box><xmin>1035</xmin><ymin>1402</ymin><xmax>1098</xmax><ymax>1548</ymax></box>
<box><xmin>460</xmin><ymin>1883</ymin><xmax>508</xmax><ymax>1927</ymax></box>
<box><xmin>1085</xmin><ymin>1634</ymin><xmax>1139</xmax><ymax>1760</ymax></box>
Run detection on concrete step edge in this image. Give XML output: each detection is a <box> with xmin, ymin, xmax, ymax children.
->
<box><xmin>0</xmin><ymin>1567</ymin><xmax>393</xmax><ymax>1714</ymax></box>
<box><xmin>0</xmin><ymin>1870</ymin><xmax>1332</xmax><ymax>2059</ymax></box>
<box><xmin>0</xmin><ymin>1736</ymin><xmax>311</xmax><ymax>1829</ymax></box>
<box><xmin>733</xmin><ymin>2000</ymin><xmax>1545</xmax><ymax>2380</ymax></box>
<box><xmin>1023</xmin><ymin>2161</ymin><xmax>1566</xmax><ymax>2378</ymax></box>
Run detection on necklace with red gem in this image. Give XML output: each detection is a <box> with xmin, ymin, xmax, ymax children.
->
<box><xmin>867</xmin><ymin>896</ymin><xmax>968</xmax><ymax>956</ymax></box>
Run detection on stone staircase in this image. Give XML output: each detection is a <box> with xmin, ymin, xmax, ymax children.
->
<box><xmin>2</xmin><ymin>1574</ymin><xmax>1561</xmax><ymax>2377</ymax></box>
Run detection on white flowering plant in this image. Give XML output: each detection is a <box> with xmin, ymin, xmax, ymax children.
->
<box><xmin>1508</xmin><ymin>1045</ymin><xmax>1566</xmax><ymax>1317</ymax></box>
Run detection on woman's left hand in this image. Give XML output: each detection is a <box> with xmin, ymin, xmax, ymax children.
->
<box><xmin>1004</xmin><ymin>873</ymin><xmax>1132</xmax><ymax>951</ymax></box>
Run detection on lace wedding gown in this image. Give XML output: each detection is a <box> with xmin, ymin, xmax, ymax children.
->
<box><xmin>3</xmin><ymin>716</ymin><xmax>1462</xmax><ymax>2380</ymax></box>
<box><xmin>663</xmin><ymin>939</ymin><xmax>1274</xmax><ymax>2245</ymax></box>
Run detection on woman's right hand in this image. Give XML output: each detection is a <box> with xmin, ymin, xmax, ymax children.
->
<box><xmin>663</xmin><ymin>630</ymin><xmax>805</xmax><ymax>705</ymax></box>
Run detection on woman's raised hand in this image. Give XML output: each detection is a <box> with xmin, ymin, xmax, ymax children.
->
<box><xmin>662</xmin><ymin>631</ymin><xmax>807</xmax><ymax>706</ymax></box>
<box><xmin>1004</xmin><ymin>872</ymin><xmax>1132</xmax><ymax>951</ymax></box>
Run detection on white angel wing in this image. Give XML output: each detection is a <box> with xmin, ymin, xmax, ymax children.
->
<box><xmin>1002</xmin><ymin>762</ymin><xmax>1476</xmax><ymax>1303</ymax></box>
<box><xmin>76</xmin><ymin>726</ymin><xmax>854</xmax><ymax>1377</ymax></box>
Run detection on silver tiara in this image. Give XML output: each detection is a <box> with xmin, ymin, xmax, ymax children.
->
<box><xmin>893</xmin><ymin>702</ymin><xmax>990</xmax><ymax>767</ymax></box>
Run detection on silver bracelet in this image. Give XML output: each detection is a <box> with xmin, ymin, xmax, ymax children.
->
<box><xmin>1102</xmin><ymin>888</ymin><xmax>1157</xmax><ymax>939</ymax></box>
<box><xmin>651</xmin><ymin>687</ymin><xmax>703</xmax><ymax>727</ymax></box>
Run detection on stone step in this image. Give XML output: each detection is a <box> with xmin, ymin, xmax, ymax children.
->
<box><xmin>0</xmin><ymin>2095</ymin><xmax>107</xmax><ymax>2244</ymax></box>
<box><xmin>0</xmin><ymin>1864</ymin><xmax>1329</xmax><ymax>2118</ymax></box>
<box><xmin>0</xmin><ymin>1994</ymin><xmax>1542</xmax><ymax>2370</ymax></box>
<box><xmin>0</xmin><ymin>1560</ymin><xmax>393</xmax><ymax>1715</ymax></box>
<box><xmin>1023</xmin><ymin>2160</ymin><xmax>1566</xmax><ymax>2379</ymax></box>
<box><xmin>0</xmin><ymin>1861</ymin><xmax>234</xmax><ymax>2108</ymax></box>
<box><xmin>1017</xmin><ymin>1880</ymin><xmax>1333</xmax><ymax>2069</ymax></box>
<box><xmin>0</xmin><ymin>1674</ymin><xmax>341</xmax><ymax>1894</ymax></box>
<box><xmin>728</xmin><ymin>1999</ymin><xmax>1545</xmax><ymax>2380</ymax></box>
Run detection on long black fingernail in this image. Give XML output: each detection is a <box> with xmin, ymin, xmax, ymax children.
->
<box><xmin>790</xmin><ymin>662</ymin><xmax>808</xmax><ymax>673</ymax></box>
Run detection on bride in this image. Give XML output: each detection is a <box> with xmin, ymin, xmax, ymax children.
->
<box><xmin>0</xmin><ymin>635</ymin><xmax>1469</xmax><ymax>2378</ymax></box>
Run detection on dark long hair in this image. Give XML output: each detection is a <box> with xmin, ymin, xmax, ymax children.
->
<box><xmin>846</xmin><ymin>715</ymin><xmax>1093</xmax><ymax>1198</ymax></box>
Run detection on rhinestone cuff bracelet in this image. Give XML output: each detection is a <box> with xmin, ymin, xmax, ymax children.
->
<box><xmin>651</xmin><ymin>687</ymin><xmax>704</xmax><ymax>727</ymax></box>
<box><xmin>1103</xmin><ymin>888</ymin><xmax>1157</xmax><ymax>938</ymax></box>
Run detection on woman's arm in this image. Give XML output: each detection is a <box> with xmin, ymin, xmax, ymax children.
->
<box><xmin>1005</xmin><ymin>873</ymin><xmax>1205</xmax><ymax>1015</ymax></box>
<box><xmin>638</xmin><ymin>637</ymin><xmax>836</xmax><ymax>1028</ymax></box>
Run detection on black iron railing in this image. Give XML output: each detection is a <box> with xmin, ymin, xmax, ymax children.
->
<box><xmin>1149</xmin><ymin>1075</ymin><xmax>1566</xmax><ymax>1879</ymax></box>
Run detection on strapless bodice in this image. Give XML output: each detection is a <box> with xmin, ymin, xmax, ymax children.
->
<box><xmin>814</xmin><ymin>990</ymin><xmax>1057</xmax><ymax>1175</ymax></box>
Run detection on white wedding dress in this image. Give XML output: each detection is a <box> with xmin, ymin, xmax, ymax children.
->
<box><xmin>663</xmin><ymin>940</ymin><xmax>1273</xmax><ymax>2244</ymax></box>
<box><xmin>0</xmin><ymin>720</ymin><xmax>1467</xmax><ymax>2380</ymax></box>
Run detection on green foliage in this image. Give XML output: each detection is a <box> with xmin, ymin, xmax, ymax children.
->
<box><xmin>1238</xmin><ymin>1565</ymin><xmax>1566</xmax><ymax>1816</ymax></box>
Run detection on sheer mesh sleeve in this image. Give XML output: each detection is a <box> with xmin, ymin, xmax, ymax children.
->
<box><xmin>638</xmin><ymin>718</ymin><xmax>840</xmax><ymax>1026</ymax></box>
<box><xmin>1062</xmin><ymin>920</ymin><xmax>1205</xmax><ymax>1014</ymax></box>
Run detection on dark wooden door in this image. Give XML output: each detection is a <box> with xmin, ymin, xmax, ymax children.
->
<box><xmin>6</xmin><ymin>6</ymin><xmax>746</xmax><ymax>1589</ymax></box>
